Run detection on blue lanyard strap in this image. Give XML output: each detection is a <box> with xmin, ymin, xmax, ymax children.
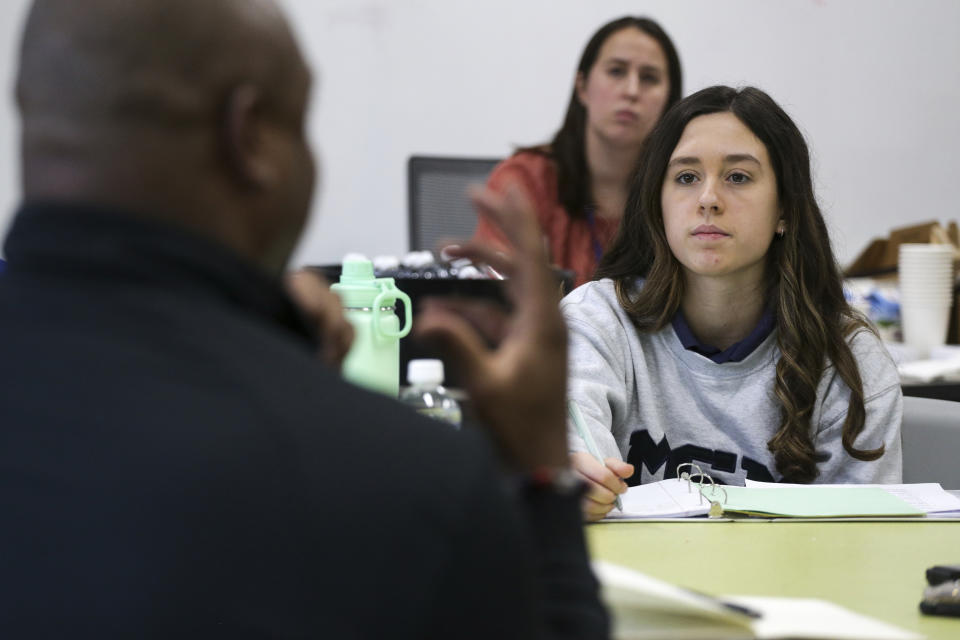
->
<box><xmin>584</xmin><ymin>207</ymin><xmax>604</xmax><ymax>263</ymax></box>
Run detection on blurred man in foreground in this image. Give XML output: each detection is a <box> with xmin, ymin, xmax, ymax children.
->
<box><xmin>0</xmin><ymin>0</ymin><xmax>607</xmax><ymax>637</ymax></box>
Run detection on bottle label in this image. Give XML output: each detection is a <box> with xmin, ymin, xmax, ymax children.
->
<box><xmin>417</xmin><ymin>407</ymin><xmax>462</xmax><ymax>427</ymax></box>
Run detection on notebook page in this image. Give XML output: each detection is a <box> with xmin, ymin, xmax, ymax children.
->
<box><xmin>608</xmin><ymin>478</ymin><xmax>711</xmax><ymax>519</ymax></box>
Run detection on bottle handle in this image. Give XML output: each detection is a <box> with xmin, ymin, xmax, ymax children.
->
<box><xmin>372</xmin><ymin>282</ymin><xmax>412</xmax><ymax>339</ymax></box>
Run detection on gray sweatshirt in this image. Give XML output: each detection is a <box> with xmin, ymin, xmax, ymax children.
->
<box><xmin>561</xmin><ymin>279</ymin><xmax>903</xmax><ymax>485</ymax></box>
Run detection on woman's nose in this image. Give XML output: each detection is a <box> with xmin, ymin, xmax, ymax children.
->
<box><xmin>698</xmin><ymin>181</ymin><xmax>722</xmax><ymax>214</ymax></box>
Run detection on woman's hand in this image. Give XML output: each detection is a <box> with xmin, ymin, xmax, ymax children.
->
<box><xmin>570</xmin><ymin>452</ymin><xmax>634</xmax><ymax>521</ymax></box>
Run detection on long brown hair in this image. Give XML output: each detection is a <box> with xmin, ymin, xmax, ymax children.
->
<box><xmin>597</xmin><ymin>85</ymin><xmax>882</xmax><ymax>483</ymax></box>
<box><xmin>521</xmin><ymin>16</ymin><xmax>682</xmax><ymax>219</ymax></box>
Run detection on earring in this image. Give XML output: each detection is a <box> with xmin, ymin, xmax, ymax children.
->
<box><xmin>776</xmin><ymin>225</ymin><xmax>785</xmax><ymax>238</ymax></box>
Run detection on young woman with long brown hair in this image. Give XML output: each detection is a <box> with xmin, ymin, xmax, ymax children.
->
<box><xmin>562</xmin><ymin>86</ymin><xmax>902</xmax><ymax>520</ymax></box>
<box><xmin>473</xmin><ymin>16</ymin><xmax>682</xmax><ymax>287</ymax></box>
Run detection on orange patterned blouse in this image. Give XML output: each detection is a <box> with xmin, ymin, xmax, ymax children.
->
<box><xmin>472</xmin><ymin>151</ymin><xmax>619</xmax><ymax>288</ymax></box>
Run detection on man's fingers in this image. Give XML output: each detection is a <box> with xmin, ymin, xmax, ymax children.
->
<box><xmin>285</xmin><ymin>270</ymin><xmax>329</xmax><ymax>316</ymax></box>
<box><xmin>441</xmin><ymin>238</ymin><xmax>563</xmax><ymax>355</ymax></box>
<box><xmin>474</xmin><ymin>185</ymin><xmax>562</xmax><ymax>315</ymax></box>
<box><xmin>418</xmin><ymin>297</ymin><xmax>511</xmax><ymax>346</ymax></box>
<box><xmin>468</xmin><ymin>184</ymin><xmax>553</xmax><ymax>296</ymax></box>
<box><xmin>322</xmin><ymin>321</ymin><xmax>355</xmax><ymax>367</ymax></box>
<box><xmin>286</xmin><ymin>269</ymin><xmax>355</xmax><ymax>368</ymax></box>
<box><xmin>469</xmin><ymin>184</ymin><xmax>544</xmax><ymax>262</ymax></box>
<box><xmin>414</xmin><ymin>301</ymin><xmax>490</xmax><ymax>388</ymax></box>
<box><xmin>441</xmin><ymin>241</ymin><xmax>517</xmax><ymax>280</ymax></box>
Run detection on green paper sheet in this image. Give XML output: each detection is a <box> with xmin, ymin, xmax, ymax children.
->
<box><xmin>718</xmin><ymin>487</ymin><xmax>925</xmax><ymax>518</ymax></box>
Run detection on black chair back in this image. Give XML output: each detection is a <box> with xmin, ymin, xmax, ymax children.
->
<box><xmin>408</xmin><ymin>155</ymin><xmax>500</xmax><ymax>252</ymax></box>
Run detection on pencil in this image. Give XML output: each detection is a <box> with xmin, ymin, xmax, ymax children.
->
<box><xmin>568</xmin><ymin>400</ymin><xmax>623</xmax><ymax>511</ymax></box>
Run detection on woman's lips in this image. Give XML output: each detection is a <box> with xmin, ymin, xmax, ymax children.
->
<box><xmin>692</xmin><ymin>225</ymin><xmax>730</xmax><ymax>240</ymax></box>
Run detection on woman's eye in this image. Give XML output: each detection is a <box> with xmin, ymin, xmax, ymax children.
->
<box><xmin>728</xmin><ymin>172</ymin><xmax>751</xmax><ymax>184</ymax></box>
<box><xmin>607</xmin><ymin>66</ymin><xmax>626</xmax><ymax>77</ymax></box>
<box><xmin>640</xmin><ymin>73</ymin><xmax>661</xmax><ymax>84</ymax></box>
<box><xmin>676</xmin><ymin>172</ymin><xmax>697</xmax><ymax>185</ymax></box>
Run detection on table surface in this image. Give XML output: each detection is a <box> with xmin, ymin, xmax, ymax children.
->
<box><xmin>587</xmin><ymin>520</ymin><xmax>960</xmax><ymax>639</ymax></box>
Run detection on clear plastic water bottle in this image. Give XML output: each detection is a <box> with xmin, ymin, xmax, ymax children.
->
<box><xmin>399</xmin><ymin>359</ymin><xmax>462</xmax><ymax>428</ymax></box>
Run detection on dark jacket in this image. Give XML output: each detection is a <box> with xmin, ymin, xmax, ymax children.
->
<box><xmin>0</xmin><ymin>203</ymin><xmax>607</xmax><ymax>639</ymax></box>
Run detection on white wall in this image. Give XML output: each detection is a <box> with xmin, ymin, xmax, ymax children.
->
<box><xmin>0</xmin><ymin>0</ymin><xmax>29</xmax><ymax>250</ymax></box>
<box><xmin>2</xmin><ymin>0</ymin><xmax>959</xmax><ymax>267</ymax></box>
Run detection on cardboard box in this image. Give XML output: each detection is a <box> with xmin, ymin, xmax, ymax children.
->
<box><xmin>845</xmin><ymin>220</ymin><xmax>960</xmax><ymax>344</ymax></box>
<box><xmin>845</xmin><ymin>221</ymin><xmax>959</xmax><ymax>277</ymax></box>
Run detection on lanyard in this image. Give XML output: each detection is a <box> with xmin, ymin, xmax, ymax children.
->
<box><xmin>584</xmin><ymin>207</ymin><xmax>604</xmax><ymax>264</ymax></box>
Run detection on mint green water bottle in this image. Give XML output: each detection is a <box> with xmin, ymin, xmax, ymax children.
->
<box><xmin>331</xmin><ymin>257</ymin><xmax>412</xmax><ymax>396</ymax></box>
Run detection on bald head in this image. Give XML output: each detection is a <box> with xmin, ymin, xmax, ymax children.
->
<box><xmin>19</xmin><ymin>0</ymin><xmax>302</xmax><ymax>137</ymax></box>
<box><xmin>17</xmin><ymin>0</ymin><xmax>316</xmax><ymax>273</ymax></box>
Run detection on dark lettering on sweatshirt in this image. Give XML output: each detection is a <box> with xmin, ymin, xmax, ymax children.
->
<box><xmin>626</xmin><ymin>429</ymin><xmax>776</xmax><ymax>485</ymax></box>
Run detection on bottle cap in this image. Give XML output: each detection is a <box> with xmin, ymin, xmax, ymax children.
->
<box><xmin>332</xmin><ymin>257</ymin><xmax>395</xmax><ymax>308</ymax></box>
<box><xmin>407</xmin><ymin>359</ymin><xmax>444</xmax><ymax>385</ymax></box>
<box><xmin>339</xmin><ymin>256</ymin><xmax>375</xmax><ymax>283</ymax></box>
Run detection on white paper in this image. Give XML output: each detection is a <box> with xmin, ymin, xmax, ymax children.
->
<box><xmin>594</xmin><ymin>561</ymin><xmax>747</xmax><ymax>622</ymax></box>
<box><xmin>594</xmin><ymin>561</ymin><xmax>923</xmax><ymax>640</ymax></box>
<box><xmin>898</xmin><ymin>355</ymin><xmax>960</xmax><ymax>383</ymax></box>
<box><xmin>727</xmin><ymin>596</ymin><xmax>923</xmax><ymax>640</ymax></box>
<box><xmin>608</xmin><ymin>478</ymin><xmax>711</xmax><ymax>519</ymax></box>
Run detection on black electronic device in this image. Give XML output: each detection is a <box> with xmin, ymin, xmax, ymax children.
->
<box><xmin>926</xmin><ymin>564</ymin><xmax>960</xmax><ymax>586</ymax></box>
<box><xmin>920</xmin><ymin>579</ymin><xmax>960</xmax><ymax>618</ymax></box>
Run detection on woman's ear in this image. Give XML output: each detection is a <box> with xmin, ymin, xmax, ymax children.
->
<box><xmin>575</xmin><ymin>71</ymin><xmax>588</xmax><ymax>107</ymax></box>
<box><xmin>776</xmin><ymin>218</ymin><xmax>786</xmax><ymax>237</ymax></box>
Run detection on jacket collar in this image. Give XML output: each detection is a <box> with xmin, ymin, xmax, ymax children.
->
<box><xmin>4</xmin><ymin>200</ymin><xmax>318</xmax><ymax>347</ymax></box>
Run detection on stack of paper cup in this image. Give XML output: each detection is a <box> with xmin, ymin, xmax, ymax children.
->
<box><xmin>899</xmin><ymin>243</ymin><xmax>956</xmax><ymax>355</ymax></box>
